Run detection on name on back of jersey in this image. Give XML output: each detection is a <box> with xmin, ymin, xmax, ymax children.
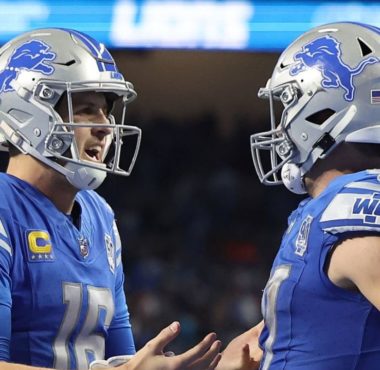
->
<box><xmin>321</xmin><ymin>191</ymin><xmax>380</xmax><ymax>233</ymax></box>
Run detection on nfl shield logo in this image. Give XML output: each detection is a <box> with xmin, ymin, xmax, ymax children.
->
<box><xmin>105</xmin><ymin>234</ymin><xmax>115</xmax><ymax>273</ymax></box>
<box><xmin>78</xmin><ymin>236</ymin><xmax>89</xmax><ymax>258</ymax></box>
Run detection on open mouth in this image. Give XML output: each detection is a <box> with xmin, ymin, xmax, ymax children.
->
<box><xmin>84</xmin><ymin>147</ymin><xmax>101</xmax><ymax>162</ymax></box>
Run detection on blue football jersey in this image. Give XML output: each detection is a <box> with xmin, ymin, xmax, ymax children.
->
<box><xmin>259</xmin><ymin>170</ymin><xmax>380</xmax><ymax>370</ymax></box>
<box><xmin>0</xmin><ymin>174</ymin><xmax>135</xmax><ymax>369</ymax></box>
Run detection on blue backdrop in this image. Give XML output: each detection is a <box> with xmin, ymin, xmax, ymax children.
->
<box><xmin>0</xmin><ymin>0</ymin><xmax>378</xmax><ymax>50</ymax></box>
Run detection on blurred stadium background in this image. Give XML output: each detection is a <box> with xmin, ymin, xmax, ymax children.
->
<box><xmin>0</xmin><ymin>0</ymin><xmax>378</xmax><ymax>353</ymax></box>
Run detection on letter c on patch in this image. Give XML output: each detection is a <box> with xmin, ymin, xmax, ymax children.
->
<box><xmin>28</xmin><ymin>231</ymin><xmax>52</xmax><ymax>253</ymax></box>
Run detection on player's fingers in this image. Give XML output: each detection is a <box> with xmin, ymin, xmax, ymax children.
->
<box><xmin>189</xmin><ymin>340</ymin><xmax>222</xmax><ymax>370</ymax></box>
<box><xmin>242</xmin><ymin>343</ymin><xmax>251</xmax><ymax>362</ymax></box>
<box><xmin>243</xmin><ymin>343</ymin><xmax>262</xmax><ymax>370</ymax></box>
<box><xmin>145</xmin><ymin>322</ymin><xmax>181</xmax><ymax>353</ymax></box>
<box><xmin>251</xmin><ymin>345</ymin><xmax>263</xmax><ymax>364</ymax></box>
<box><xmin>175</xmin><ymin>332</ymin><xmax>218</xmax><ymax>367</ymax></box>
<box><xmin>208</xmin><ymin>352</ymin><xmax>222</xmax><ymax>370</ymax></box>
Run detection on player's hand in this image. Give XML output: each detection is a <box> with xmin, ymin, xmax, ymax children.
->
<box><xmin>119</xmin><ymin>321</ymin><xmax>222</xmax><ymax>370</ymax></box>
<box><xmin>216</xmin><ymin>321</ymin><xmax>264</xmax><ymax>370</ymax></box>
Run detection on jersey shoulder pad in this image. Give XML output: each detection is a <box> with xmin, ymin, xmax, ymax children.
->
<box><xmin>0</xmin><ymin>175</ymin><xmax>16</xmax><ymax>207</ymax></box>
<box><xmin>320</xmin><ymin>180</ymin><xmax>380</xmax><ymax>234</ymax></box>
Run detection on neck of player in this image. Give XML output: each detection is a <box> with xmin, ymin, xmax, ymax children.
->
<box><xmin>304</xmin><ymin>142</ymin><xmax>380</xmax><ymax>198</ymax></box>
<box><xmin>7</xmin><ymin>154</ymin><xmax>78</xmax><ymax>214</ymax></box>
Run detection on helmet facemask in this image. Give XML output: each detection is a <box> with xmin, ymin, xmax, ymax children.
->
<box><xmin>47</xmin><ymin>83</ymin><xmax>141</xmax><ymax>182</ymax></box>
<box><xmin>250</xmin><ymin>82</ymin><xmax>299</xmax><ymax>186</ymax></box>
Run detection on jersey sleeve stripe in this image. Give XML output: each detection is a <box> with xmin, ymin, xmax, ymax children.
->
<box><xmin>322</xmin><ymin>225</ymin><xmax>380</xmax><ymax>233</ymax></box>
<box><xmin>320</xmin><ymin>194</ymin><xmax>353</xmax><ymax>222</ymax></box>
<box><xmin>0</xmin><ymin>239</ymin><xmax>12</xmax><ymax>256</ymax></box>
<box><xmin>116</xmin><ymin>254</ymin><xmax>122</xmax><ymax>267</ymax></box>
<box><xmin>112</xmin><ymin>221</ymin><xmax>122</xmax><ymax>252</ymax></box>
<box><xmin>0</xmin><ymin>219</ymin><xmax>8</xmax><ymax>239</ymax></box>
<box><xmin>345</xmin><ymin>181</ymin><xmax>380</xmax><ymax>192</ymax></box>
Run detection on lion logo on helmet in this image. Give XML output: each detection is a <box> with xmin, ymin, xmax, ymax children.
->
<box><xmin>0</xmin><ymin>39</ymin><xmax>56</xmax><ymax>93</ymax></box>
<box><xmin>290</xmin><ymin>35</ymin><xmax>379</xmax><ymax>101</ymax></box>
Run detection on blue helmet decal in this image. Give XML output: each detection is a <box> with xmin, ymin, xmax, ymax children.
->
<box><xmin>0</xmin><ymin>39</ymin><xmax>56</xmax><ymax>93</ymax></box>
<box><xmin>289</xmin><ymin>35</ymin><xmax>379</xmax><ymax>101</ymax></box>
<box><xmin>68</xmin><ymin>29</ymin><xmax>118</xmax><ymax>73</ymax></box>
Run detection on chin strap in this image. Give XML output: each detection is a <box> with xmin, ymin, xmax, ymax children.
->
<box><xmin>65</xmin><ymin>162</ymin><xmax>107</xmax><ymax>190</ymax></box>
<box><xmin>281</xmin><ymin>163</ymin><xmax>307</xmax><ymax>195</ymax></box>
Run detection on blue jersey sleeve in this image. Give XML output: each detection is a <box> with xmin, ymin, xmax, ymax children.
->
<box><xmin>0</xmin><ymin>214</ymin><xmax>14</xmax><ymax>361</ymax></box>
<box><xmin>105</xmin><ymin>271</ymin><xmax>135</xmax><ymax>357</ymax></box>
<box><xmin>105</xmin><ymin>221</ymin><xmax>135</xmax><ymax>357</ymax></box>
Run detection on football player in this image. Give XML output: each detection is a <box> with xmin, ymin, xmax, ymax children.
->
<box><xmin>0</xmin><ymin>28</ymin><xmax>221</xmax><ymax>370</ymax></box>
<box><xmin>250</xmin><ymin>22</ymin><xmax>380</xmax><ymax>369</ymax></box>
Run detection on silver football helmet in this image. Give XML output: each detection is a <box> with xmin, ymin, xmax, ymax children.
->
<box><xmin>0</xmin><ymin>28</ymin><xmax>141</xmax><ymax>190</ymax></box>
<box><xmin>251</xmin><ymin>22</ymin><xmax>380</xmax><ymax>194</ymax></box>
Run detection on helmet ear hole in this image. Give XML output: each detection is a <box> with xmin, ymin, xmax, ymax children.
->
<box><xmin>54</xmin><ymin>92</ymin><xmax>70</xmax><ymax>122</ymax></box>
<box><xmin>305</xmin><ymin>108</ymin><xmax>336</xmax><ymax>125</ymax></box>
<box><xmin>104</xmin><ymin>92</ymin><xmax>120</xmax><ymax>115</ymax></box>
